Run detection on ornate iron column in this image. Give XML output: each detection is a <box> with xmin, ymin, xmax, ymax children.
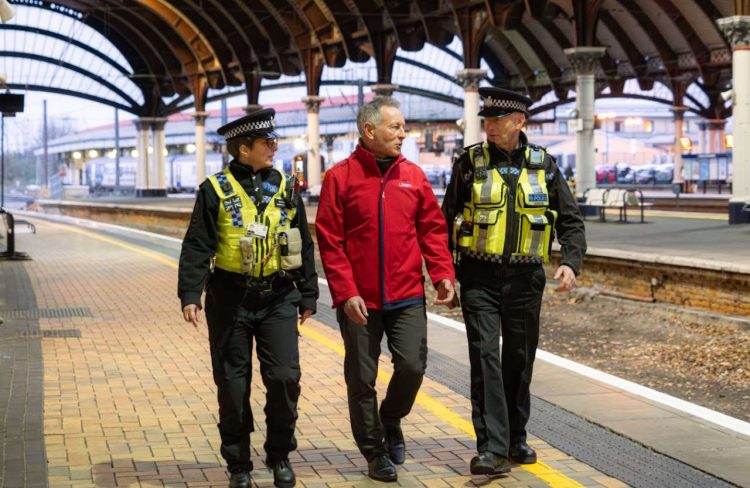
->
<box><xmin>565</xmin><ymin>47</ymin><xmax>606</xmax><ymax>195</ymax></box>
<box><xmin>134</xmin><ymin>118</ymin><xmax>151</xmax><ymax>197</ymax></box>
<box><xmin>456</xmin><ymin>69</ymin><xmax>487</xmax><ymax>147</ymax></box>
<box><xmin>718</xmin><ymin>15</ymin><xmax>750</xmax><ymax>223</ymax></box>
<box><xmin>149</xmin><ymin>117</ymin><xmax>168</xmax><ymax>196</ymax></box>
<box><xmin>671</xmin><ymin>106</ymin><xmax>687</xmax><ymax>189</ymax></box>
<box><xmin>303</xmin><ymin>96</ymin><xmax>324</xmax><ymax>188</ymax></box>
<box><xmin>193</xmin><ymin>111</ymin><xmax>209</xmax><ymax>189</ymax></box>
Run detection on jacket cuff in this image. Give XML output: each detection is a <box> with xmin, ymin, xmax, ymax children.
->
<box><xmin>180</xmin><ymin>292</ymin><xmax>203</xmax><ymax>310</ymax></box>
<box><xmin>299</xmin><ymin>297</ymin><xmax>317</xmax><ymax>315</ymax></box>
<box><xmin>560</xmin><ymin>261</ymin><xmax>580</xmax><ymax>276</ymax></box>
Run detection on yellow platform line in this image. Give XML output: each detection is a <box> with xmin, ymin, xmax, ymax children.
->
<box><xmin>300</xmin><ymin>325</ymin><xmax>583</xmax><ymax>487</ymax></box>
<box><xmin>44</xmin><ymin>218</ymin><xmax>584</xmax><ymax>487</ymax></box>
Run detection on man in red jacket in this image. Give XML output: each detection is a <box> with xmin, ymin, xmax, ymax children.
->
<box><xmin>316</xmin><ymin>98</ymin><xmax>455</xmax><ymax>483</ymax></box>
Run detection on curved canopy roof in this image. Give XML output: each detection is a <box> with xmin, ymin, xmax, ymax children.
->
<box><xmin>1</xmin><ymin>0</ymin><xmax>744</xmax><ymax>120</ymax></box>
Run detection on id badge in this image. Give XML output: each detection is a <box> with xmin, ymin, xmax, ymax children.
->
<box><xmin>247</xmin><ymin>222</ymin><xmax>269</xmax><ymax>239</ymax></box>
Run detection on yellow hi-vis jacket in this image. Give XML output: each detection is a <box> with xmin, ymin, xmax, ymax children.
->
<box><xmin>208</xmin><ymin>167</ymin><xmax>298</xmax><ymax>277</ymax></box>
<box><xmin>454</xmin><ymin>142</ymin><xmax>558</xmax><ymax>264</ymax></box>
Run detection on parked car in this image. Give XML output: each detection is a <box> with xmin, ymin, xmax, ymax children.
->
<box><xmin>654</xmin><ymin>163</ymin><xmax>674</xmax><ymax>184</ymax></box>
<box><xmin>615</xmin><ymin>165</ymin><xmax>635</xmax><ymax>184</ymax></box>
<box><xmin>634</xmin><ymin>165</ymin><xmax>656</xmax><ymax>185</ymax></box>
<box><xmin>596</xmin><ymin>165</ymin><xmax>616</xmax><ymax>185</ymax></box>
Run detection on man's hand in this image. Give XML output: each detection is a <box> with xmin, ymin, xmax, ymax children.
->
<box><xmin>343</xmin><ymin>296</ymin><xmax>369</xmax><ymax>325</ymax></box>
<box><xmin>553</xmin><ymin>265</ymin><xmax>576</xmax><ymax>292</ymax></box>
<box><xmin>434</xmin><ymin>279</ymin><xmax>455</xmax><ymax>309</ymax></box>
<box><xmin>299</xmin><ymin>309</ymin><xmax>313</xmax><ymax>325</ymax></box>
<box><xmin>182</xmin><ymin>304</ymin><xmax>202</xmax><ymax>327</ymax></box>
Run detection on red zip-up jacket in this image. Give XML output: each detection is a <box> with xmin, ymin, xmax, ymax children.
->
<box><xmin>316</xmin><ymin>144</ymin><xmax>455</xmax><ymax>310</ymax></box>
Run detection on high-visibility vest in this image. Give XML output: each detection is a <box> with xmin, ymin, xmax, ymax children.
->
<box><xmin>208</xmin><ymin>167</ymin><xmax>299</xmax><ymax>277</ymax></box>
<box><xmin>453</xmin><ymin>142</ymin><xmax>558</xmax><ymax>264</ymax></box>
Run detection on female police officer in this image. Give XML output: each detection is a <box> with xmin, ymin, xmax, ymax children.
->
<box><xmin>442</xmin><ymin>88</ymin><xmax>586</xmax><ymax>476</ymax></box>
<box><xmin>178</xmin><ymin>108</ymin><xmax>318</xmax><ymax>488</ymax></box>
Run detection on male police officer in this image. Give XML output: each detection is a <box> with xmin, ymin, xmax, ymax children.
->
<box><xmin>442</xmin><ymin>88</ymin><xmax>586</xmax><ymax>475</ymax></box>
<box><xmin>178</xmin><ymin>108</ymin><xmax>319</xmax><ymax>488</ymax></box>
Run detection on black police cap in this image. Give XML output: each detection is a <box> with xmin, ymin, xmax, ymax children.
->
<box><xmin>216</xmin><ymin>107</ymin><xmax>279</xmax><ymax>140</ymax></box>
<box><xmin>478</xmin><ymin>87</ymin><xmax>534</xmax><ymax>118</ymax></box>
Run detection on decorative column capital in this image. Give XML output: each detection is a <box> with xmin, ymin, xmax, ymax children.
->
<box><xmin>671</xmin><ymin>106</ymin><xmax>688</xmax><ymax>120</ymax></box>
<box><xmin>139</xmin><ymin>117</ymin><xmax>167</xmax><ymax>131</ymax></box>
<box><xmin>193</xmin><ymin>111</ymin><xmax>209</xmax><ymax>126</ymax></box>
<box><xmin>302</xmin><ymin>96</ymin><xmax>324</xmax><ymax>113</ymax></box>
<box><xmin>717</xmin><ymin>16</ymin><xmax>750</xmax><ymax>48</ymax></box>
<box><xmin>370</xmin><ymin>84</ymin><xmax>399</xmax><ymax>98</ymax></box>
<box><xmin>564</xmin><ymin>47</ymin><xmax>607</xmax><ymax>75</ymax></box>
<box><xmin>707</xmin><ymin>118</ymin><xmax>727</xmax><ymax>130</ymax></box>
<box><xmin>456</xmin><ymin>69</ymin><xmax>487</xmax><ymax>90</ymax></box>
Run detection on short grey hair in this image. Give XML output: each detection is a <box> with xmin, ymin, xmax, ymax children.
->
<box><xmin>356</xmin><ymin>98</ymin><xmax>400</xmax><ymax>136</ymax></box>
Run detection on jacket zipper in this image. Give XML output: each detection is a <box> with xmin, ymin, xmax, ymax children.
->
<box><xmin>379</xmin><ymin>160</ymin><xmax>399</xmax><ymax>308</ymax></box>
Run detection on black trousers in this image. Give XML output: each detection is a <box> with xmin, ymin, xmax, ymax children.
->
<box><xmin>459</xmin><ymin>259</ymin><xmax>545</xmax><ymax>455</ymax></box>
<box><xmin>337</xmin><ymin>304</ymin><xmax>427</xmax><ymax>460</ymax></box>
<box><xmin>205</xmin><ymin>275</ymin><xmax>302</xmax><ymax>472</ymax></box>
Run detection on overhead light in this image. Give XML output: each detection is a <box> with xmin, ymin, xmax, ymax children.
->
<box><xmin>185</xmin><ymin>143</ymin><xmax>196</xmax><ymax>153</ymax></box>
<box><xmin>130</xmin><ymin>149</ymin><xmax>138</xmax><ymax>158</ymax></box>
<box><xmin>72</xmin><ymin>151</ymin><xmax>82</xmax><ymax>160</ymax></box>
<box><xmin>0</xmin><ymin>1</ymin><xmax>16</xmax><ymax>24</ymax></box>
<box><xmin>87</xmin><ymin>149</ymin><xmax>99</xmax><ymax>158</ymax></box>
<box><xmin>107</xmin><ymin>150</ymin><xmax>117</xmax><ymax>159</ymax></box>
<box><xmin>678</xmin><ymin>136</ymin><xmax>692</xmax><ymax>152</ymax></box>
<box><xmin>725</xmin><ymin>134</ymin><xmax>733</xmax><ymax>149</ymax></box>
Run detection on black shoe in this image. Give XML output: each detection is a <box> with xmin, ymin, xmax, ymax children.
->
<box><xmin>367</xmin><ymin>453</ymin><xmax>398</xmax><ymax>482</ymax></box>
<box><xmin>509</xmin><ymin>442</ymin><xmax>537</xmax><ymax>464</ymax></box>
<box><xmin>267</xmin><ymin>459</ymin><xmax>296</xmax><ymax>488</ymax></box>
<box><xmin>469</xmin><ymin>452</ymin><xmax>512</xmax><ymax>476</ymax></box>
<box><xmin>383</xmin><ymin>422</ymin><xmax>406</xmax><ymax>464</ymax></box>
<box><xmin>228</xmin><ymin>470</ymin><xmax>251</xmax><ymax>488</ymax></box>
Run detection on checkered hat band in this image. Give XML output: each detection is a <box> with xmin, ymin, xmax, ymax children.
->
<box><xmin>483</xmin><ymin>97</ymin><xmax>527</xmax><ymax>112</ymax></box>
<box><xmin>224</xmin><ymin>118</ymin><xmax>275</xmax><ymax>139</ymax></box>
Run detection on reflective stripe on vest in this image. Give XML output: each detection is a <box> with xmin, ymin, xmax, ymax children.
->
<box><xmin>455</xmin><ymin>144</ymin><xmax>557</xmax><ymax>263</ymax></box>
<box><xmin>208</xmin><ymin>167</ymin><xmax>296</xmax><ymax>277</ymax></box>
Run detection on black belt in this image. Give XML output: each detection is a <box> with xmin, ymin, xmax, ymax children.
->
<box><xmin>213</xmin><ymin>268</ymin><xmax>294</xmax><ymax>293</ymax></box>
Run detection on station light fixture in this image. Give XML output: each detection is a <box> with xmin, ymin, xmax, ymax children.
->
<box><xmin>72</xmin><ymin>151</ymin><xmax>82</xmax><ymax>160</ymax></box>
<box><xmin>185</xmin><ymin>143</ymin><xmax>196</xmax><ymax>153</ymax></box>
<box><xmin>678</xmin><ymin>136</ymin><xmax>693</xmax><ymax>152</ymax></box>
<box><xmin>130</xmin><ymin>149</ymin><xmax>138</xmax><ymax>158</ymax></box>
<box><xmin>725</xmin><ymin>134</ymin><xmax>733</xmax><ymax>149</ymax></box>
<box><xmin>87</xmin><ymin>149</ymin><xmax>98</xmax><ymax>158</ymax></box>
<box><xmin>107</xmin><ymin>150</ymin><xmax>117</xmax><ymax>159</ymax></box>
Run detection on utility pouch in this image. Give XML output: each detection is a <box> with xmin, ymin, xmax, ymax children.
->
<box><xmin>239</xmin><ymin>237</ymin><xmax>254</xmax><ymax>275</ymax></box>
<box><xmin>278</xmin><ymin>228</ymin><xmax>302</xmax><ymax>270</ymax></box>
<box><xmin>516</xmin><ymin>213</ymin><xmax>550</xmax><ymax>259</ymax></box>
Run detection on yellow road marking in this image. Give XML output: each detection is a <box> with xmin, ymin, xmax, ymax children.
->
<box><xmin>41</xmin><ymin>217</ymin><xmax>584</xmax><ymax>487</ymax></box>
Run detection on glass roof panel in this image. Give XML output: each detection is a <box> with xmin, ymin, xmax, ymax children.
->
<box><xmin>14</xmin><ymin>5</ymin><xmax>132</xmax><ymax>71</ymax></box>
<box><xmin>2</xmin><ymin>5</ymin><xmax>142</xmax><ymax>106</ymax></box>
<box><xmin>0</xmin><ymin>56</ymin><xmax>133</xmax><ymax>108</ymax></box>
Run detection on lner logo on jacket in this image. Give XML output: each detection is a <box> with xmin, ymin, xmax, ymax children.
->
<box><xmin>316</xmin><ymin>144</ymin><xmax>455</xmax><ymax>310</ymax></box>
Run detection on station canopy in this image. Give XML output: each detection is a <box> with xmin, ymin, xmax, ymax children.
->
<box><xmin>0</xmin><ymin>0</ymin><xmax>743</xmax><ymax>121</ymax></box>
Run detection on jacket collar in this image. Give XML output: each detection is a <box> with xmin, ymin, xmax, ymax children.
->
<box><xmin>354</xmin><ymin>142</ymin><xmax>406</xmax><ymax>175</ymax></box>
<box><xmin>487</xmin><ymin>131</ymin><xmax>529</xmax><ymax>163</ymax></box>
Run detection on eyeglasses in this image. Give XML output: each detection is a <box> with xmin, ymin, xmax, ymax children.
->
<box><xmin>263</xmin><ymin>138</ymin><xmax>278</xmax><ymax>150</ymax></box>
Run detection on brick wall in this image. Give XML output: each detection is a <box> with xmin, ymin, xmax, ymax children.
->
<box><xmin>551</xmin><ymin>253</ymin><xmax>750</xmax><ymax>316</ymax></box>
